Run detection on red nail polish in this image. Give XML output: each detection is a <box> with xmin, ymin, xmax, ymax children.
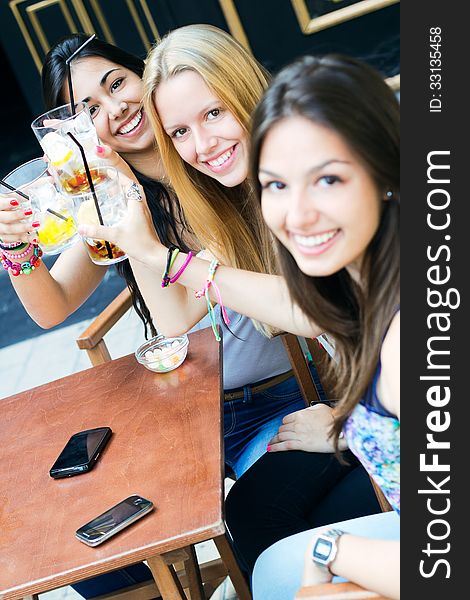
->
<box><xmin>32</xmin><ymin>221</ymin><xmax>40</xmax><ymax>228</ymax></box>
<box><xmin>24</xmin><ymin>209</ymin><xmax>33</xmax><ymax>216</ymax></box>
<box><xmin>96</xmin><ymin>145</ymin><xmax>105</xmax><ymax>155</ymax></box>
<box><xmin>10</xmin><ymin>199</ymin><xmax>19</xmax><ymax>207</ymax></box>
<box><xmin>33</xmin><ymin>238</ymin><xmax>39</xmax><ymax>244</ymax></box>
<box><xmin>267</xmin><ymin>445</ymin><xmax>271</xmax><ymax>452</ymax></box>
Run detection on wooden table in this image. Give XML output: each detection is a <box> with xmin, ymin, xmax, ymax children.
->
<box><xmin>0</xmin><ymin>328</ymin><xmax>231</xmax><ymax>600</ymax></box>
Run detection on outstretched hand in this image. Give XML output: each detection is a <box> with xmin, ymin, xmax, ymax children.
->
<box><xmin>0</xmin><ymin>193</ymin><xmax>34</xmax><ymax>243</ymax></box>
<box><xmin>77</xmin><ymin>174</ymin><xmax>166</xmax><ymax>267</ymax></box>
<box><xmin>268</xmin><ymin>403</ymin><xmax>342</xmax><ymax>454</ymax></box>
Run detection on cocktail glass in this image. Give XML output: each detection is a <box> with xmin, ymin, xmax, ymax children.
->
<box><xmin>70</xmin><ymin>166</ymin><xmax>128</xmax><ymax>266</ymax></box>
<box><xmin>31</xmin><ymin>102</ymin><xmax>101</xmax><ymax>195</ymax></box>
<box><xmin>1</xmin><ymin>158</ymin><xmax>79</xmax><ymax>255</ymax></box>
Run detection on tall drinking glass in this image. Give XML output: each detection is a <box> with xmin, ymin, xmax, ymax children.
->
<box><xmin>31</xmin><ymin>102</ymin><xmax>100</xmax><ymax>195</ymax></box>
<box><xmin>70</xmin><ymin>166</ymin><xmax>128</xmax><ymax>265</ymax></box>
<box><xmin>1</xmin><ymin>158</ymin><xmax>79</xmax><ymax>255</ymax></box>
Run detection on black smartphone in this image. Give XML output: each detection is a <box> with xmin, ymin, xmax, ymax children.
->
<box><xmin>49</xmin><ymin>426</ymin><xmax>112</xmax><ymax>479</ymax></box>
<box><xmin>75</xmin><ymin>495</ymin><xmax>154</xmax><ymax>546</ymax></box>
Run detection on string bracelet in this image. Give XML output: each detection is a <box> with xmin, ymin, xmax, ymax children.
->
<box><xmin>161</xmin><ymin>245</ymin><xmax>179</xmax><ymax>288</ymax></box>
<box><xmin>169</xmin><ymin>251</ymin><xmax>193</xmax><ymax>284</ymax></box>
<box><xmin>195</xmin><ymin>258</ymin><xmax>230</xmax><ymax>342</ymax></box>
<box><xmin>1</xmin><ymin>243</ymin><xmax>43</xmax><ymax>276</ymax></box>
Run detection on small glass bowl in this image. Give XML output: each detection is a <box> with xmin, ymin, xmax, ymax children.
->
<box><xmin>135</xmin><ymin>334</ymin><xmax>189</xmax><ymax>373</ymax></box>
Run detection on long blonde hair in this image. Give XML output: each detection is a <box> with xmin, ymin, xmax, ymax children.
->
<box><xmin>142</xmin><ymin>24</ymin><xmax>277</xmax><ymax>282</ymax></box>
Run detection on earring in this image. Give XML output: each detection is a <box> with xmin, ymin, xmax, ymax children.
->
<box><xmin>386</xmin><ymin>190</ymin><xmax>393</xmax><ymax>199</ymax></box>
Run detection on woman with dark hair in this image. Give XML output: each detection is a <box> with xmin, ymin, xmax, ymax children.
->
<box><xmin>0</xmin><ymin>34</ymin><xmax>190</xmax><ymax>339</ymax></box>
<box><xmin>245</xmin><ymin>54</ymin><xmax>400</xmax><ymax>599</ymax></box>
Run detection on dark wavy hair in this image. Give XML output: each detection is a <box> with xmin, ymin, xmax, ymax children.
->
<box><xmin>42</xmin><ymin>34</ymin><xmax>191</xmax><ymax>337</ymax></box>
<box><xmin>251</xmin><ymin>55</ymin><xmax>400</xmax><ymax>445</ymax></box>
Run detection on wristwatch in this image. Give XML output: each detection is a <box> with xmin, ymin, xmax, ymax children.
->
<box><xmin>311</xmin><ymin>528</ymin><xmax>345</xmax><ymax>572</ymax></box>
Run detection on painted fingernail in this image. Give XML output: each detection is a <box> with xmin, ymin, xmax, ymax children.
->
<box><xmin>24</xmin><ymin>209</ymin><xmax>33</xmax><ymax>216</ymax></box>
<box><xmin>32</xmin><ymin>221</ymin><xmax>40</xmax><ymax>228</ymax></box>
<box><xmin>10</xmin><ymin>199</ymin><xmax>19</xmax><ymax>207</ymax></box>
<box><xmin>266</xmin><ymin>445</ymin><xmax>271</xmax><ymax>452</ymax></box>
<box><xmin>96</xmin><ymin>145</ymin><xmax>105</xmax><ymax>155</ymax></box>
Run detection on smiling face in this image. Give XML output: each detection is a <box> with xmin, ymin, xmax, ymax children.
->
<box><xmin>259</xmin><ymin>116</ymin><xmax>382</xmax><ymax>281</ymax></box>
<box><xmin>67</xmin><ymin>56</ymin><xmax>154</xmax><ymax>158</ymax></box>
<box><xmin>155</xmin><ymin>70</ymin><xmax>248</xmax><ymax>187</ymax></box>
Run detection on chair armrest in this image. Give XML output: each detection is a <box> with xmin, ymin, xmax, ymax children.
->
<box><xmin>295</xmin><ymin>581</ymin><xmax>390</xmax><ymax>599</ymax></box>
<box><xmin>76</xmin><ymin>287</ymin><xmax>133</xmax><ymax>365</ymax></box>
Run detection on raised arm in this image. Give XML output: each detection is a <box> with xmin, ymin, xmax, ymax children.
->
<box><xmin>1</xmin><ymin>193</ymin><xmax>106</xmax><ymax>328</ymax></box>
<box><xmin>78</xmin><ymin>185</ymin><xmax>321</xmax><ymax>338</ymax></box>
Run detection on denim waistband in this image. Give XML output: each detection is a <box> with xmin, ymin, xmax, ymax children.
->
<box><xmin>224</xmin><ymin>369</ymin><xmax>294</xmax><ymax>401</ymax></box>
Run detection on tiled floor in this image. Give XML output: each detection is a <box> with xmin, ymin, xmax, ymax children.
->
<box><xmin>1</xmin><ymin>311</ymin><xmax>237</xmax><ymax>600</ymax></box>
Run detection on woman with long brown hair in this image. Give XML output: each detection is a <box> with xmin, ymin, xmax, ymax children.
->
<box><xmin>246</xmin><ymin>54</ymin><xmax>400</xmax><ymax>599</ymax></box>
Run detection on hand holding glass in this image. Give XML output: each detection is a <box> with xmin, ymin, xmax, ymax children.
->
<box><xmin>1</xmin><ymin>158</ymin><xmax>78</xmax><ymax>254</ymax></box>
<box><xmin>70</xmin><ymin>166</ymin><xmax>128</xmax><ymax>265</ymax></box>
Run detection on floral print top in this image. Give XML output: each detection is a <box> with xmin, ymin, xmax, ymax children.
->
<box><xmin>343</xmin><ymin>364</ymin><xmax>400</xmax><ymax>514</ymax></box>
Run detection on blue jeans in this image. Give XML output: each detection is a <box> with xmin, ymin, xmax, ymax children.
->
<box><xmin>252</xmin><ymin>511</ymin><xmax>400</xmax><ymax>600</ymax></box>
<box><xmin>72</xmin><ymin>562</ymin><xmax>159</xmax><ymax>598</ymax></box>
<box><xmin>224</xmin><ymin>365</ymin><xmax>326</xmax><ymax>478</ymax></box>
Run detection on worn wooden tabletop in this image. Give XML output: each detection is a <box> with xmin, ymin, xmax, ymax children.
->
<box><xmin>0</xmin><ymin>328</ymin><xmax>224</xmax><ymax>599</ymax></box>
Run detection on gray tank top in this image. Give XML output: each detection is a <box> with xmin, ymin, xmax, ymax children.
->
<box><xmin>193</xmin><ymin>307</ymin><xmax>291</xmax><ymax>390</ymax></box>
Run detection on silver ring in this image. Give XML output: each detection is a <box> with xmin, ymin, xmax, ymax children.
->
<box><xmin>126</xmin><ymin>182</ymin><xmax>142</xmax><ymax>202</ymax></box>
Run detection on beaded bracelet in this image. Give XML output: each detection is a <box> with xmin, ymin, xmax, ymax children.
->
<box><xmin>169</xmin><ymin>251</ymin><xmax>193</xmax><ymax>284</ymax></box>
<box><xmin>161</xmin><ymin>245</ymin><xmax>179</xmax><ymax>288</ymax></box>
<box><xmin>1</xmin><ymin>243</ymin><xmax>43</xmax><ymax>276</ymax></box>
<box><xmin>195</xmin><ymin>258</ymin><xmax>230</xmax><ymax>342</ymax></box>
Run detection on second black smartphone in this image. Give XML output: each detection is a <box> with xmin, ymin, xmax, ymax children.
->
<box><xmin>49</xmin><ymin>426</ymin><xmax>112</xmax><ymax>479</ymax></box>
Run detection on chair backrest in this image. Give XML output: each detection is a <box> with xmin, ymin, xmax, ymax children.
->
<box><xmin>281</xmin><ymin>333</ymin><xmax>326</xmax><ymax>406</ymax></box>
<box><xmin>76</xmin><ymin>287</ymin><xmax>132</xmax><ymax>365</ymax></box>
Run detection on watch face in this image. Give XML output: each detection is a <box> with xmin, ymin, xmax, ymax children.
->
<box><xmin>314</xmin><ymin>538</ymin><xmax>332</xmax><ymax>561</ymax></box>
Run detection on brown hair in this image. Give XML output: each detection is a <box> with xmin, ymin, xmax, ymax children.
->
<box><xmin>251</xmin><ymin>55</ymin><xmax>400</xmax><ymax>443</ymax></box>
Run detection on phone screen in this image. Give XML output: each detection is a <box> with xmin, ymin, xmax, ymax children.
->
<box><xmin>78</xmin><ymin>496</ymin><xmax>153</xmax><ymax>542</ymax></box>
<box><xmin>52</xmin><ymin>428</ymin><xmax>110</xmax><ymax>470</ymax></box>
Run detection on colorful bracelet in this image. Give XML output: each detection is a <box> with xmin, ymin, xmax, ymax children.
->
<box><xmin>1</xmin><ymin>243</ymin><xmax>33</xmax><ymax>260</ymax></box>
<box><xmin>161</xmin><ymin>245</ymin><xmax>179</xmax><ymax>288</ymax></box>
<box><xmin>169</xmin><ymin>252</ymin><xmax>193</xmax><ymax>284</ymax></box>
<box><xmin>195</xmin><ymin>258</ymin><xmax>230</xmax><ymax>342</ymax></box>
<box><xmin>0</xmin><ymin>240</ymin><xmax>27</xmax><ymax>250</ymax></box>
<box><xmin>1</xmin><ymin>243</ymin><xmax>43</xmax><ymax>276</ymax></box>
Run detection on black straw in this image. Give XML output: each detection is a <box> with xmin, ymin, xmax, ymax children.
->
<box><xmin>67</xmin><ymin>132</ymin><xmax>113</xmax><ymax>259</ymax></box>
<box><xmin>0</xmin><ymin>179</ymin><xmax>68</xmax><ymax>222</ymax></box>
<box><xmin>65</xmin><ymin>34</ymin><xmax>96</xmax><ymax>116</ymax></box>
<box><xmin>0</xmin><ymin>179</ymin><xmax>29</xmax><ymax>201</ymax></box>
